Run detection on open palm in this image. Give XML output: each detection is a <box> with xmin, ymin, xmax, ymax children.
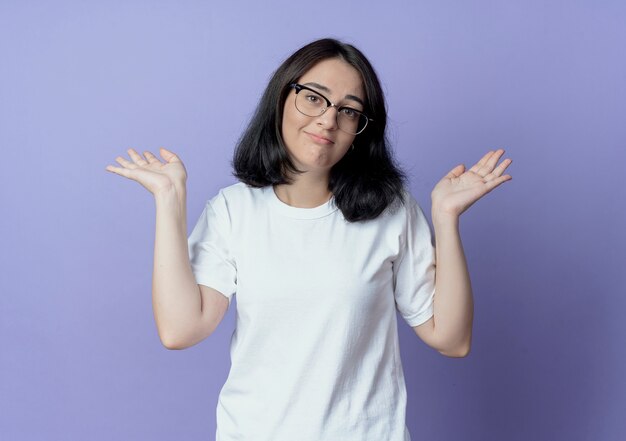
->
<box><xmin>431</xmin><ymin>149</ymin><xmax>512</xmax><ymax>218</ymax></box>
<box><xmin>105</xmin><ymin>147</ymin><xmax>187</xmax><ymax>195</ymax></box>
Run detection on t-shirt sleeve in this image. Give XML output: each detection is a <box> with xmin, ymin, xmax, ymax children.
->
<box><xmin>392</xmin><ymin>197</ymin><xmax>436</xmax><ymax>327</ymax></box>
<box><xmin>187</xmin><ymin>195</ymin><xmax>237</xmax><ymax>305</ymax></box>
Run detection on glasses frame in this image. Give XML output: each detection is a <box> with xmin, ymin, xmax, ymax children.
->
<box><xmin>289</xmin><ymin>83</ymin><xmax>373</xmax><ymax>135</ymax></box>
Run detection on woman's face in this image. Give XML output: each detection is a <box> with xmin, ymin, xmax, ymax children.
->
<box><xmin>281</xmin><ymin>58</ymin><xmax>365</xmax><ymax>177</ymax></box>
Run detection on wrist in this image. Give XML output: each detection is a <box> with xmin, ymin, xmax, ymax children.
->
<box><xmin>154</xmin><ymin>184</ymin><xmax>186</xmax><ymax>205</ymax></box>
<box><xmin>431</xmin><ymin>209</ymin><xmax>459</xmax><ymax>230</ymax></box>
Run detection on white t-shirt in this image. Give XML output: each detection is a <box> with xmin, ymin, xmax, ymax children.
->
<box><xmin>187</xmin><ymin>182</ymin><xmax>436</xmax><ymax>441</ymax></box>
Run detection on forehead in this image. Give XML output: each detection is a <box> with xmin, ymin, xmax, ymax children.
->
<box><xmin>297</xmin><ymin>58</ymin><xmax>364</xmax><ymax>100</ymax></box>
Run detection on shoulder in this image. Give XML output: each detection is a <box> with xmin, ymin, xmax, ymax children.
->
<box><xmin>207</xmin><ymin>182</ymin><xmax>267</xmax><ymax>219</ymax></box>
<box><xmin>209</xmin><ymin>182</ymin><xmax>265</xmax><ymax>204</ymax></box>
<box><xmin>378</xmin><ymin>189</ymin><xmax>422</xmax><ymax>223</ymax></box>
<box><xmin>376</xmin><ymin>189</ymin><xmax>431</xmax><ymax>240</ymax></box>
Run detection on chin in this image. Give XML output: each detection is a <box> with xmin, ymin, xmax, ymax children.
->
<box><xmin>286</xmin><ymin>140</ymin><xmax>350</xmax><ymax>173</ymax></box>
<box><xmin>304</xmin><ymin>153</ymin><xmax>345</xmax><ymax>171</ymax></box>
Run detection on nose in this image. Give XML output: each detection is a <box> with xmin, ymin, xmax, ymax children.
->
<box><xmin>316</xmin><ymin>106</ymin><xmax>339</xmax><ymax>130</ymax></box>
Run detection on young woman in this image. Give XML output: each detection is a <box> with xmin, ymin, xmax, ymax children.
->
<box><xmin>106</xmin><ymin>38</ymin><xmax>512</xmax><ymax>441</ymax></box>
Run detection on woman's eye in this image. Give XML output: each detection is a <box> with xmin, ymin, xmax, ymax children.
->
<box><xmin>306</xmin><ymin>94</ymin><xmax>321</xmax><ymax>103</ymax></box>
<box><xmin>340</xmin><ymin>108</ymin><xmax>358</xmax><ymax>118</ymax></box>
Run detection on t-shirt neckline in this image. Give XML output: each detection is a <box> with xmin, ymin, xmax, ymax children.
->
<box><xmin>266</xmin><ymin>185</ymin><xmax>338</xmax><ymax>219</ymax></box>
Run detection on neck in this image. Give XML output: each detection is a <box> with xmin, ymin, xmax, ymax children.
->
<box><xmin>273</xmin><ymin>172</ymin><xmax>332</xmax><ymax>208</ymax></box>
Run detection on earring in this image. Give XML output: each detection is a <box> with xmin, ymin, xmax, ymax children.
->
<box><xmin>350</xmin><ymin>144</ymin><xmax>355</xmax><ymax>151</ymax></box>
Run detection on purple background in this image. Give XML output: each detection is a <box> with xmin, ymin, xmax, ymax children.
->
<box><xmin>1</xmin><ymin>1</ymin><xmax>625</xmax><ymax>440</ymax></box>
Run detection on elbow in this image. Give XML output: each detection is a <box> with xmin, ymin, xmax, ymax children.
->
<box><xmin>438</xmin><ymin>337</ymin><xmax>472</xmax><ymax>358</ymax></box>
<box><xmin>161</xmin><ymin>339</ymin><xmax>186</xmax><ymax>351</ymax></box>
<box><xmin>160</xmin><ymin>336</ymin><xmax>185</xmax><ymax>350</ymax></box>
<box><xmin>440</xmin><ymin>344</ymin><xmax>471</xmax><ymax>358</ymax></box>
<box><xmin>158</xmin><ymin>331</ymin><xmax>191</xmax><ymax>350</ymax></box>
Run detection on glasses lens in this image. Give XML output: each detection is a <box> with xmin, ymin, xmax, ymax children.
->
<box><xmin>337</xmin><ymin>108</ymin><xmax>368</xmax><ymax>135</ymax></box>
<box><xmin>295</xmin><ymin>88</ymin><xmax>326</xmax><ymax>117</ymax></box>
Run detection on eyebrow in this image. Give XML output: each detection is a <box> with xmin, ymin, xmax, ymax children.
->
<box><xmin>302</xmin><ymin>82</ymin><xmax>365</xmax><ymax>107</ymax></box>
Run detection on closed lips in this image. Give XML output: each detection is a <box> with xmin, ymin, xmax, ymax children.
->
<box><xmin>306</xmin><ymin>132</ymin><xmax>334</xmax><ymax>144</ymax></box>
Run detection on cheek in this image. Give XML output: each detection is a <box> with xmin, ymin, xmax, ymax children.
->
<box><xmin>281</xmin><ymin>101</ymin><xmax>295</xmax><ymax>133</ymax></box>
<box><xmin>281</xmin><ymin>116</ymin><xmax>296</xmax><ymax>148</ymax></box>
<box><xmin>338</xmin><ymin>133</ymin><xmax>356</xmax><ymax>150</ymax></box>
<box><xmin>281</xmin><ymin>110</ymin><xmax>308</xmax><ymax>144</ymax></box>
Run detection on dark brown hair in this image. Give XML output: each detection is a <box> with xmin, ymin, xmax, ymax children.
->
<box><xmin>232</xmin><ymin>38</ymin><xmax>406</xmax><ymax>222</ymax></box>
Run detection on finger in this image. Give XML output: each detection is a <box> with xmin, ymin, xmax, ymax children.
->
<box><xmin>468</xmin><ymin>151</ymin><xmax>494</xmax><ymax>174</ymax></box>
<box><xmin>485</xmin><ymin>149</ymin><xmax>505</xmax><ymax>169</ymax></box>
<box><xmin>127</xmin><ymin>148</ymin><xmax>149</xmax><ymax>166</ymax></box>
<box><xmin>159</xmin><ymin>147</ymin><xmax>181</xmax><ymax>163</ymax></box>
<box><xmin>114</xmin><ymin>155</ymin><xmax>137</xmax><ymax>169</ymax></box>
<box><xmin>482</xmin><ymin>174</ymin><xmax>512</xmax><ymax>193</ymax></box>
<box><xmin>445</xmin><ymin>164</ymin><xmax>465</xmax><ymax>179</ymax></box>
<box><xmin>143</xmin><ymin>151</ymin><xmax>161</xmax><ymax>165</ymax></box>
<box><xmin>105</xmin><ymin>164</ymin><xmax>133</xmax><ymax>178</ymax></box>
<box><xmin>484</xmin><ymin>158</ymin><xmax>513</xmax><ymax>180</ymax></box>
<box><xmin>478</xmin><ymin>149</ymin><xmax>505</xmax><ymax>176</ymax></box>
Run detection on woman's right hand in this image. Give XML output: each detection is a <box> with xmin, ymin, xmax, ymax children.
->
<box><xmin>105</xmin><ymin>147</ymin><xmax>188</xmax><ymax>196</ymax></box>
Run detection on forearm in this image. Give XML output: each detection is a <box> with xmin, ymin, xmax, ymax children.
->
<box><xmin>431</xmin><ymin>214</ymin><xmax>474</xmax><ymax>355</ymax></box>
<box><xmin>152</xmin><ymin>186</ymin><xmax>202</xmax><ymax>347</ymax></box>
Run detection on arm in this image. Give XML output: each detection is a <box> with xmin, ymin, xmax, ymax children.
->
<box><xmin>413</xmin><ymin>149</ymin><xmax>513</xmax><ymax>358</ymax></box>
<box><xmin>413</xmin><ymin>215</ymin><xmax>473</xmax><ymax>358</ymax></box>
<box><xmin>106</xmin><ymin>147</ymin><xmax>228</xmax><ymax>350</ymax></box>
<box><xmin>152</xmin><ymin>187</ymin><xmax>229</xmax><ymax>350</ymax></box>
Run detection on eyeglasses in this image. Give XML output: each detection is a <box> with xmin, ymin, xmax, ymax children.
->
<box><xmin>289</xmin><ymin>83</ymin><xmax>372</xmax><ymax>135</ymax></box>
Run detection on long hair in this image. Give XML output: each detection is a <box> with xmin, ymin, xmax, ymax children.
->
<box><xmin>232</xmin><ymin>38</ymin><xmax>407</xmax><ymax>222</ymax></box>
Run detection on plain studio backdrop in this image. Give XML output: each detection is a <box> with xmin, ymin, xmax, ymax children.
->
<box><xmin>1</xmin><ymin>1</ymin><xmax>624</xmax><ymax>440</ymax></box>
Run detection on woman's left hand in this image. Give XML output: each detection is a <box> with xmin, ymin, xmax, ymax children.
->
<box><xmin>431</xmin><ymin>149</ymin><xmax>512</xmax><ymax>220</ymax></box>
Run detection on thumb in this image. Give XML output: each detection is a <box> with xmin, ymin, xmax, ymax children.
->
<box><xmin>159</xmin><ymin>147</ymin><xmax>181</xmax><ymax>163</ymax></box>
<box><xmin>445</xmin><ymin>164</ymin><xmax>465</xmax><ymax>179</ymax></box>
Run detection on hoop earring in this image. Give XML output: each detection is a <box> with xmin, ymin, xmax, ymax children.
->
<box><xmin>350</xmin><ymin>144</ymin><xmax>355</xmax><ymax>151</ymax></box>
